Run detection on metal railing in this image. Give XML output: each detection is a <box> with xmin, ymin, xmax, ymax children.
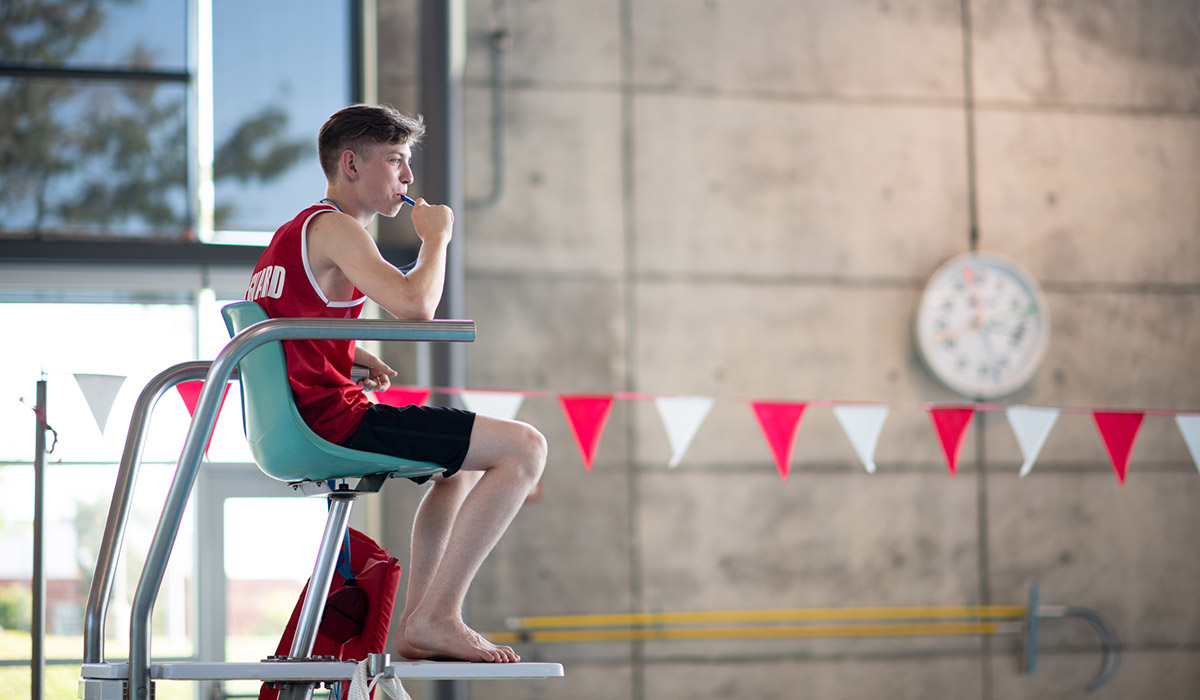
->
<box><xmin>81</xmin><ymin>316</ymin><xmax>475</xmax><ymax>700</ymax></box>
<box><xmin>496</xmin><ymin>580</ymin><xmax>1120</xmax><ymax>693</ymax></box>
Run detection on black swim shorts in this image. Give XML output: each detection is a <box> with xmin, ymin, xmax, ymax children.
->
<box><xmin>341</xmin><ymin>403</ymin><xmax>476</xmax><ymax>484</ymax></box>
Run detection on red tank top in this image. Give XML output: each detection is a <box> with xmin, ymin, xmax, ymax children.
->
<box><xmin>246</xmin><ymin>204</ymin><xmax>371</xmax><ymax>445</ymax></box>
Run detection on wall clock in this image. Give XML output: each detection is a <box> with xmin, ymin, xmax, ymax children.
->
<box><xmin>914</xmin><ymin>251</ymin><xmax>1050</xmax><ymax>399</ymax></box>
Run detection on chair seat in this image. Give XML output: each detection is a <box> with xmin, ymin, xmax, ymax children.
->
<box><xmin>221</xmin><ymin>301</ymin><xmax>444</xmax><ymax>484</ymax></box>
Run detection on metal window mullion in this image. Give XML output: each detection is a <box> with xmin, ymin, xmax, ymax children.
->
<box><xmin>358</xmin><ymin>0</ymin><xmax>378</xmax><ymax>105</ymax></box>
<box><xmin>0</xmin><ymin>63</ymin><xmax>190</xmax><ymax>82</ymax></box>
<box><xmin>189</xmin><ymin>0</ymin><xmax>215</xmax><ymax>244</ymax></box>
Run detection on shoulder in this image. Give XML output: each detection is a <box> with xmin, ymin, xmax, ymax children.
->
<box><xmin>306</xmin><ymin>210</ymin><xmax>384</xmax><ymax>272</ymax></box>
<box><xmin>307</xmin><ymin>209</ymin><xmax>373</xmax><ymax>251</ymax></box>
<box><xmin>306</xmin><ymin>207</ymin><xmax>357</xmax><ymax>236</ymax></box>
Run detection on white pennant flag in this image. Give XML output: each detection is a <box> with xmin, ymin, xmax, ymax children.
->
<box><xmin>461</xmin><ymin>390</ymin><xmax>526</xmax><ymax>421</ymax></box>
<box><xmin>654</xmin><ymin>396</ymin><xmax>714</xmax><ymax>468</ymax></box>
<box><xmin>832</xmin><ymin>404</ymin><xmax>889</xmax><ymax>474</ymax></box>
<box><xmin>1005</xmin><ymin>406</ymin><xmax>1060</xmax><ymax>478</ymax></box>
<box><xmin>1175</xmin><ymin>414</ymin><xmax>1200</xmax><ymax>475</ymax></box>
<box><xmin>73</xmin><ymin>373</ymin><xmax>127</xmax><ymax>434</ymax></box>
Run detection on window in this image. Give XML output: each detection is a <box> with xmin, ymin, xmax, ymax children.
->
<box><xmin>0</xmin><ymin>0</ymin><xmax>356</xmax><ymax>243</ymax></box>
<box><xmin>211</xmin><ymin>2</ymin><xmax>352</xmax><ymax>239</ymax></box>
<box><xmin>0</xmin><ymin>302</ymin><xmax>206</xmax><ymax>700</ymax></box>
<box><xmin>0</xmin><ymin>3</ymin><xmax>363</xmax><ymax>693</ymax></box>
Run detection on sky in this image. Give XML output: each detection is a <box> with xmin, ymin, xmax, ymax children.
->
<box><xmin>3</xmin><ymin>0</ymin><xmax>352</xmax><ymax>237</ymax></box>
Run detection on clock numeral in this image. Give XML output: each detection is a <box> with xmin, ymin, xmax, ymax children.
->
<box><xmin>1011</xmin><ymin>322</ymin><xmax>1027</xmax><ymax>347</ymax></box>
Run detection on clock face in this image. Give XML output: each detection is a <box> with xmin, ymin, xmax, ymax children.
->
<box><xmin>914</xmin><ymin>252</ymin><xmax>1050</xmax><ymax>399</ymax></box>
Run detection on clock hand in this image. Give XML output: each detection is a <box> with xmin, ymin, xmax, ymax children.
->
<box><xmin>929</xmin><ymin>302</ymin><xmax>1037</xmax><ymax>352</ymax></box>
<box><xmin>927</xmin><ymin>264</ymin><xmax>994</xmax><ymax>346</ymax></box>
<box><xmin>981</xmin><ymin>303</ymin><xmax>1038</xmax><ymax>331</ymax></box>
<box><xmin>962</xmin><ymin>264</ymin><xmax>1002</xmax><ymax>385</ymax></box>
<box><xmin>981</xmin><ymin>322</ymin><xmax>1002</xmax><ymax>385</ymax></box>
<box><xmin>961</xmin><ymin>264</ymin><xmax>987</xmax><ymax>327</ymax></box>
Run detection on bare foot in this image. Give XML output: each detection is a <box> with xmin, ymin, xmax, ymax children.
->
<box><xmin>393</xmin><ymin>621</ymin><xmax>439</xmax><ymax>661</ymax></box>
<box><xmin>403</xmin><ymin>614</ymin><xmax>520</xmax><ymax>663</ymax></box>
<box><xmin>394</xmin><ymin>618</ymin><xmax>469</xmax><ymax>661</ymax></box>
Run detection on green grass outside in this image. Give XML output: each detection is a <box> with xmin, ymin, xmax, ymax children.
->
<box><xmin>0</xmin><ymin>631</ymin><xmax>327</xmax><ymax>699</ymax></box>
<box><xmin>1</xmin><ymin>630</ymin><xmax>191</xmax><ymax>700</ymax></box>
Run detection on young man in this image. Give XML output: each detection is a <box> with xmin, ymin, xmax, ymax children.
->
<box><xmin>246</xmin><ymin>104</ymin><xmax>546</xmax><ymax>663</ymax></box>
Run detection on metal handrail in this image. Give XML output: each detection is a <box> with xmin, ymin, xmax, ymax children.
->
<box><xmin>83</xmin><ymin>317</ymin><xmax>473</xmax><ymax>700</ymax></box>
<box><xmin>1037</xmin><ymin>605</ymin><xmax>1121</xmax><ymax>693</ymax></box>
<box><xmin>496</xmin><ymin>582</ymin><xmax>1121</xmax><ymax>694</ymax></box>
<box><xmin>84</xmin><ymin>354</ymin><xmax>376</xmax><ymax>663</ymax></box>
<box><xmin>84</xmin><ymin>360</ymin><xmax>213</xmax><ymax>664</ymax></box>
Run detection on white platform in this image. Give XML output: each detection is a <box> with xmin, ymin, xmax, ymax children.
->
<box><xmin>81</xmin><ymin>660</ymin><xmax>564</xmax><ymax>682</ymax></box>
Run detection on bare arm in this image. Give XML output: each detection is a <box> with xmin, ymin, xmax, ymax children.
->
<box><xmin>307</xmin><ymin>199</ymin><xmax>453</xmax><ymax>320</ymax></box>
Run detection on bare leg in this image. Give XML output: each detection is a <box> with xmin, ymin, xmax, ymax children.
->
<box><xmin>393</xmin><ymin>470</ymin><xmax>478</xmax><ymax>660</ymax></box>
<box><xmin>396</xmin><ymin>416</ymin><xmax>546</xmax><ymax>662</ymax></box>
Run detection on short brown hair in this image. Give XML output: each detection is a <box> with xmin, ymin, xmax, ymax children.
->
<box><xmin>318</xmin><ymin>104</ymin><xmax>425</xmax><ymax>178</ymax></box>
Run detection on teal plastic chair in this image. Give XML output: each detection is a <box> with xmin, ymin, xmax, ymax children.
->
<box><xmin>221</xmin><ymin>301</ymin><xmax>444</xmax><ymax>485</ymax></box>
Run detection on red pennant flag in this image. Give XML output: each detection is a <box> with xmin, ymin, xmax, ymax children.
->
<box><xmin>929</xmin><ymin>407</ymin><xmax>974</xmax><ymax>477</ymax></box>
<box><xmin>750</xmin><ymin>402</ymin><xmax>807</xmax><ymax>482</ymax></box>
<box><xmin>376</xmin><ymin>387</ymin><xmax>432</xmax><ymax>408</ymax></box>
<box><xmin>1093</xmin><ymin>411</ymin><xmax>1144</xmax><ymax>484</ymax></box>
<box><xmin>559</xmin><ymin>395</ymin><xmax>614</xmax><ymax>471</ymax></box>
<box><xmin>176</xmin><ymin>380</ymin><xmax>232</xmax><ymax>456</ymax></box>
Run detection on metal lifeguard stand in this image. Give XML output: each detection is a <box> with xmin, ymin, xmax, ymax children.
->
<box><xmin>79</xmin><ymin>309</ymin><xmax>561</xmax><ymax>699</ymax></box>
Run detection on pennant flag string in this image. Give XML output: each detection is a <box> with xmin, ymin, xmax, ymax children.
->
<box><xmin>1005</xmin><ymin>406</ymin><xmax>1060</xmax><ymax>478</ymax></box>
<box><xmin>655</xmin><ymin>396</ymin><xmax>715</xmax><ymax>469</ymax></box>
<box><xmin>832</xmin><ymin>404</ymin><xmax>889</xmax><ymax>474</ymax></box>
<box><xmin>376</xmin><ymin>384</ymin><xmax>1196</xmax><ymax>418</ymax></box>
<box><xmin>176</xmin><ymin>380</ymin><xmax>233</xmax><ymax>458</ymax></box>
<box><xmin>750</xmin><ymin>402</ymin><xmax>808</xmax><ymax>482</ymax></box>
<box><xmin>928</xmin><ymin>407</ymin><xmax>975</xmax><ymax>477</ymax></box>
<box><xmin>461</xmin><ymin>390</ymin><xmax>525</xmax><ymax>421</ymax></box>
<box><xmin>559</xmin><ymin>395</ymin><xmax>615</xmax><ymax>471</ymax></box>
<box><xmin>349</xmin><ymin>384</ymin><xmax>1197</xmax><ymax>480</ymax></box>
<box><xmin>33</xmin><ymin>370</ymin><xmax>1200</xmax><ymax>480</ymax></box>
<box><xmin>376</xmin><ymin>387</ymin><xmax>432</xmax><ymax>408</ymax></box>
<box><xmin>1093</xmin><ymin>411</ymin><xmax>1145</xmax><ymax>485</ymax></box>
<box><xmin>177</xmin><ymin>380</ymin><xmax>232</xmax><ymax>417</ymax></box>
<box><xmin>1175</xmin><ymin>415</ymin><xmax>1200</xmax><ymax>475</ymax></box>
<box><xmin>73</xmin><ymin>373</ymin><xmax>127</xmax><ymax>434</ymax></box>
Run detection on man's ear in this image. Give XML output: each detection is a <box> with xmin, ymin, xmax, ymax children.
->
<box><xmin>341</xmin><ymin>149</ymin><xmax>358</xmax><ymax>181</ymax></box>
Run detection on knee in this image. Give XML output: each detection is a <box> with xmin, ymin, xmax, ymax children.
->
<box><xmin>515</xmin><ymin>422</ymin><xmax>547</xmax><ymax>483</ymax></box>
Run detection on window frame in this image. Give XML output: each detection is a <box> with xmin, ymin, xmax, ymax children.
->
<box><xmin>0</xmin><ymin>0</ymin><xmax>371</xmax><ymax>267</ymax></box>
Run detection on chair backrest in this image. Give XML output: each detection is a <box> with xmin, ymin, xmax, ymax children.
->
<box><xmin>220</xmin><ymin>301</ymin><xmax>443</xmax><ymax>484</ymax></box>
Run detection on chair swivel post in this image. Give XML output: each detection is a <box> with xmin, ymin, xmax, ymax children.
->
<box><xmin>276</xmin><ymin>490</ymin><xmax>357</xmax><ymax>700</ymax></box>
<box><xmin>290</xmin><ymin>491</ymin><xmax>357</xmax><ymax>660</ymax></box>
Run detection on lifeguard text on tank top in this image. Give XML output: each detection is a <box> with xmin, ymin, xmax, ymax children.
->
<box><xmin>246</xmin><ymin>265</ymin><xmax>286</xmax><ymax>301</ymax></box>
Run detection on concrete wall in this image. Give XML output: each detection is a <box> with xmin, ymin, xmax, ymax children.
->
<box><xmin>378</xmin><ymin>2</ymin><xmax>1200</xmax><ymax>698</ymax></box>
